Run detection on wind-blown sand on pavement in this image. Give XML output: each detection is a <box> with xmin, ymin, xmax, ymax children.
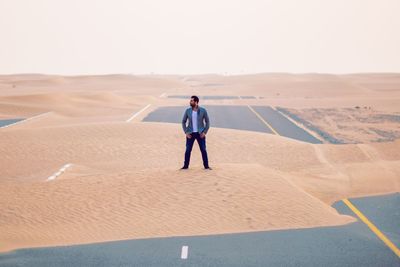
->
<box><xmin>0</xmin><ymin>73</ymin><xmax>399</xmax><ymax>252</ymax></box>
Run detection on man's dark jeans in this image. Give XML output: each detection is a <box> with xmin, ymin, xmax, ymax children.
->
<box><xmin>184</xmin><ymin>132</ymin><xmax>209</xmax><ymax>168</ymax></box>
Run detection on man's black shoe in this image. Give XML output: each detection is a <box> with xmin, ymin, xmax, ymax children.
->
<box><xmin>204</xmin><ymin>167</ymin><xmax>212</xmax><ymax>170</ymax></box>
<box><xmin>180</xmin><ymin>166</ymin><xmax>188</xmax><ymax>170</ymax></box>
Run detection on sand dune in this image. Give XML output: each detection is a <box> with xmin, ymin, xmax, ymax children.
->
<box><xmin>0</xmin><ymin>73</ymin><xmax>399</xmax><ymax>252</ymax></box>
<box><xmin>0</xmin><ymin>163</ymin><xmax>355</xmax><ymax>252</ymax></box>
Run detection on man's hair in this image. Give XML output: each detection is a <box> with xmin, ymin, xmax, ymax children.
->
<box><xmin>191</xmin><ymin>95</ymin><xmax>199</xmax><ymax>103</ymax></box>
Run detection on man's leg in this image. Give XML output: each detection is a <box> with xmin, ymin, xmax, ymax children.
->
<box><xmin>196</xmin><ymin>133</ymin><xmax>209</xmax><ymax>168</ymax></box>
<box><xmin>183</xmin><ymin>134</ymin><xmax>195</xmax><ymax>168</ymax></box>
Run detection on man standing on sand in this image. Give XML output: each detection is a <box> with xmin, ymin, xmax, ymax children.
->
<box><xmin>181</xmin><ymin>95</ymin><xmax>211</xmax><ymax>170</ymax></box>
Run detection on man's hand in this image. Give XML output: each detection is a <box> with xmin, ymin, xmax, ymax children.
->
<box><xmin>200</xmin><ymin>132</ymin><xmax>206</xmax><ymax>139</ymax></box>
<box><xmin>186</xmin><ymin>133</ymin><xmax>192</xmax><ymax>139</ymax></box>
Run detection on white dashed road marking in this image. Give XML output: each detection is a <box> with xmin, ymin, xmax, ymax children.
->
<box><xmin>0</xmin><ymin>111</ymin><xmax>52</xmax><ymax>129</ymax></box>
<box><xmin>126</xmin><ymin>104</ymin><xmax>151</xmax><ymax>122</ymax></box>
<box><xmin>46</xmin><ymin>163</ymin><xmax>72</xmax><ymax>181</ymax></box>
<box><xmin>181</xmin><ymin>245</ymin><xmax>189</xmax><ymax>259</ymax></box>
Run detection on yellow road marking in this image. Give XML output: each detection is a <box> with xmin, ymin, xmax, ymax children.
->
<box><xmin>247</xmin><ymin>105</ymin><xmax>280</xmax><ymax>135</ymax></box>
<box><xmin>343</xmin><ymin>198</ymin><xmax>400</xmax><ymax>258</ymax></box>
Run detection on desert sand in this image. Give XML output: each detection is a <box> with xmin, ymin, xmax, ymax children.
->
<box><xmin>0</xmin><ymin>73</ymin><xmax>399</xmax><ymax>252</ymax></box>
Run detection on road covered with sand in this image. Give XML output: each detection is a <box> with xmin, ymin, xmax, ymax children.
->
<box><xmin>0</xmin><ymin>73</ymin><xmax>399</xmax><ymax>252</ymax></box>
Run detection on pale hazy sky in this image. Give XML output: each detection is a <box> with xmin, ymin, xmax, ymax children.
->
<box><xmin>1</xmin><ymin>0</ymin><xmax>399</xmax><ymax>75</ymax></box>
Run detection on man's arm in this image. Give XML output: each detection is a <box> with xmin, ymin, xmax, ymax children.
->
<box><xmin>203</xmin><ymin>109</ymin><xmax>210</xmax><ymax>134</ymax></box>
<box><xmin>182</xmin><ymin>110</ymin><xmax>188</xmax><ymax>133</ymax></box>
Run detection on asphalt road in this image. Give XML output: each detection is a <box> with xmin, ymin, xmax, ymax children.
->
<box><xmin>1</xmin><ymin>194</ymin><xmax>398</xmax><ymax>267</ymax></box>
<box><xmin>1</xmin><ymin>109</ymin><xmax>397</xmax><ymax>266</ymax></box>
<box><xmin>168</xmin><ymin>95</ymin><xmax>256</xmax><ymax>100</ymax></box>
<box><xmin>251</xmin><ymin>106</ymin><xmax>322</xmax><ymax>144</ymax></box>
<box><xmin>143</xmin><ymin>105</ymin><xmax>321</xmax><ymax>143</ymax></box>
<box><xmin>347</xmin><ymin>193</ymin><xmax>399</xmax><ymax>248</ymax></box>
<box><xmin>0</xmin><ymin>119</ymin><xmax>24</xmax><ymax>128</ymax></box>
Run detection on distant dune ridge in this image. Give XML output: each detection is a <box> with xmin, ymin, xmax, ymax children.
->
<box><xmin>0</xmin><ymin>73</ymin><xmax>399</xmax><ymax>252</ymax></box>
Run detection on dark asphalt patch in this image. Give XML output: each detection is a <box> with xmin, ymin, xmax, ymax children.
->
<box><xmin>143</xmin><ymin>105</ymin><xmax>273</xmax><ymax>134</ymax></box>
<box><xmin>251</xmin><ymin>106</ymin><xmax>323</xmax><ymax>144</ymax></box>
<box><xmin>346</xmin><ymin>193</ymin><xmax>400</xmax><ymax>248</ymax></box>
<box><xmin>168</xmin><ymin>95</ymin><xmax>246</xmax><ymax>100</ymax></box>
<box><xmin>0</xmin><ymin>118</ymin><xmax>25</xmax><ymax>128</ymax></box>
<box><xmin>1</xmin><ymin>194</ymin><xmax>399</xmax><ymax>266</ymax></box>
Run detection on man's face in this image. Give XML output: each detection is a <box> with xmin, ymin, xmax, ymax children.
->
<box><xmin>190</xmin><ymin>98</ymin><xmax>197</xmax><ymax>107</ymax></box>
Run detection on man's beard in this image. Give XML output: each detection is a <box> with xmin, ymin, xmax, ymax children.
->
<box><xmin>190</xmin><ymin>103</ymin><xmax>196</xmax><ymax>107</ymax></box>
